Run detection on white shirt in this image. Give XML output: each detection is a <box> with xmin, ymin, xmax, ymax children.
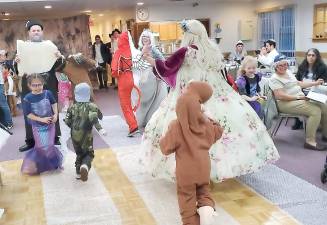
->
<box><xmin>95</xmin><ymin>43</ymin><xmax>104</xmax><ymax>64</ymax></box>
<box><xmin>6</xmin><ymin>76</ymin><xmax>16</xmax><ymax>96</ymax></box>
<box><xmin>111</xmin><ymin>40</ymin><xmax>118</xmax><ymax>53</ymax></box>
<box><xmin>0</xmin><ymin>64</ymin><xmax>4</xmax><ymax>84</ymax></box>
<box><xmin>258</xmin><ymin>49</ymin><xmax>279</xmax><ymax>67</ymax></box>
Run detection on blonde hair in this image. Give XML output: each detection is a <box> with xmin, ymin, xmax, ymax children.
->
<box><xmin>180</xmin><ymin>20</ymin><xmax>224</xmax><ymax>71</ymax></box>
<box><xmin>238</xmin><ymin>56</ymin><xmax>258</xmax><ymax>76</ymax></box>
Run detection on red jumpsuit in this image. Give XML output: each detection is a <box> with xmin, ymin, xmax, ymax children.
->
<box><xmin>111</xmin><ymin>32</ymin><xmax>138</xmax><ymax>132</ymax></box>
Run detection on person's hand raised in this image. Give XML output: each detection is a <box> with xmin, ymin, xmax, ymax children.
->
<box><xmin>315</xmin><ymin>79</ymin><xmax>324</xmax><ymax>86</ymax></box>
<box><xmin>14</xmin><ymin>54</ymin><xmax>21</xmax><ymax>63</ymax></box>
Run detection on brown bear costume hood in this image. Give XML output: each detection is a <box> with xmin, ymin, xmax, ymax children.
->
<box><xmin>176</xmin><ymin>81</ymin><xmax>213</xmax><ymax>140</ymax></box>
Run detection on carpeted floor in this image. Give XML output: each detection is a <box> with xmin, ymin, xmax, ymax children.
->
<box><xmin>99</xmin><ymin>115</ymin><xmax>142</xmax><ymax>148</ymax></box>
<box><xmin>2</xmin><ymin>88</ymin><xmax>327</xmax><ymax>224</ymax></box>
<box><xmin>239</xmin><ymin>165</ymin><xmax>327</xmax><ymax>225</ymax></box>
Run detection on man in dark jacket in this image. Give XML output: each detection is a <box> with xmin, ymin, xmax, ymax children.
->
<box><xmin>92</xmin><ymin>35</ymin><xmax>110</xmax><ymax>89</ymax></box>
<box><xmin>105</xmin><ymin>33</ymin><xmax>115</xmax><ymax>86</ymax></box>
<box><xmin>15</xmin><ymin>20</ymin><xmax>65</xmax><ymax>152</ymax></box>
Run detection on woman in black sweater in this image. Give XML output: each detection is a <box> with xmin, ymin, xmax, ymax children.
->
<box><xmin>296</xmin><ymin>48</ymin><xmax>327</xmax><ymax>82</ymax></box>
<box><xmin>293</xmin><ymin>48</ymin><xmax>327</xmax><ymax>130</ymax></box>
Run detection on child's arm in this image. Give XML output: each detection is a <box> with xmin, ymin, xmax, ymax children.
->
<box><xmin>51</xmin><ymin>103</ymin><xmax>58</xmax><ymax>124</ymax></box>
<box><xmin>89</xmin><ymin>104</ymin><xmax>106</xmax><ymax>135</ymax></box>
<box><xmin>213</xmin><ymin>122</ymin><xmax>224</xmax><ymax>142</ymax></box>
<box><xmin>27</xmin><ymin>113</ymin><xmax>53</xmax><ymax>124</ymax></box>
<box><xmin>241</xmin><ymin>94</ymin><xmax>260</xmax><ymax>102</ymax></box>
<box><xmin>207</xmin><ymin>119</ymin><xmax>224</xmax><ymax>144</ymax></box>
<box><xmin>159</xmin><ymin>122</ymin><xmax>179</xmax><ymax>155</ymax></box>
<box><xmin>45</xmin><ymin>90</ymin><xmax>58</xmax><ymax>123</ymax></box>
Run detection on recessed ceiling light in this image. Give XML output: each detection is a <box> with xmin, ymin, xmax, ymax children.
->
<box><xmin>137</xmin><ymin>2</ymin><xmax>144</xmax><ymax>5</ymax></box>
<box><xmin>4</xmin><ymin>12</ymin><xmax>10</xmax><ymax>16</ymax></box>
<box><xmin>44</xmin><ymin>5</ymin><xmax>52</xmax><ymax>9</ymax></box>
<box><xmin>99</xmin><ymin>14</ymin><xmax>104</xmax><ymax>16</ymax></box>
<box><xmin>84</xmin><ymin>10</ymin><xmax>92</xmax><ymax>13</ymax></box>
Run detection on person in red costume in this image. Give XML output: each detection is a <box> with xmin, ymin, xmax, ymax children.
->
<box><xmin>111</xmin><ymin>31</ymin><xmax>140</xmax><ymax>137</ymax></box>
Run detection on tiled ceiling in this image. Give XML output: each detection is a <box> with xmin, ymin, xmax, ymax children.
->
<box><xmin>0</xmin><ymin>0</ymin><xmax>255</xmax><ymax>20</ymax></box>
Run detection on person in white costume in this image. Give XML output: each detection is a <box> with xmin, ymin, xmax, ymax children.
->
<box><xmin>139</xmin><ymin>20</ymin><xmax>279</xmax><ymax>183</ymax></box>
<box><xmin>136</xmin><ymin>30</ymin><xmax>168</xmax><ymax>128</ymax></box>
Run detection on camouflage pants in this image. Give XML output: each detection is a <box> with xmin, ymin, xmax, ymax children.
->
<box><xmin>72</xmin><ymin>131</ymin><xmax>94</xmax><ymax>174</ymax></box>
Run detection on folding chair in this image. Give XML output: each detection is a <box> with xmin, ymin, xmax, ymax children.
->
<box><xmin>270</xmin><ymin>92</ymin><xmax>306</xmax><ymax>136</ymax></box>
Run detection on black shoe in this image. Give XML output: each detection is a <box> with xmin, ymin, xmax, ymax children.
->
<box><xmin>321</xmin><ymin>170</ymin><xmax>327</xmax><ymax>184</ymax></box>
<box><xmin>99</xmin><ymin>85</ymin><xmax>104</xmax><ymax>89</ymax></box>
<box><xmin>292</xmin><ymin>119</ymin><xmax>303</xmax><ymax>130</ymax></box>
<box><xmin>19</xmin><ymin>143</ymin><xmax>33</xmax><ymax>152</ymax></box>
<box><xmin>322</xmin><ymin>136</ymin><xmax>327</xmax><ymax>142</ymax></box>
<box><xmin>54</xmin><ymin>138</ymin><xmax>61</xmax><ymax>146</ymax></box>
<box><xmin>304</xmin><ymin>142</ymin><xmax>327</xmax><ymax>151</ymax></box>
<box><xmin>127</xmin><ymin>128</ymin><xmax>140</xmax><ymax>137</ymax></box>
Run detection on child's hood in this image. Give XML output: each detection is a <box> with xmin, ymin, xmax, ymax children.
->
<box><xmin>176</xmin><ymin>81</ymin><xmax>213</xmax><ymax>136</ymax></box>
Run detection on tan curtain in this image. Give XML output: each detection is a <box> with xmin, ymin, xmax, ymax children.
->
<box><xmin>0</xmin><ymin>15</ymin><xmax>91</xmax><ymax>58</ymax></box>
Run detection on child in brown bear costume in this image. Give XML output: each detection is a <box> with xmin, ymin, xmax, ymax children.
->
<box><xmin>159</xmin><ymin>81</ymin><xmax>223</xmax><ymax>225</ymax></box>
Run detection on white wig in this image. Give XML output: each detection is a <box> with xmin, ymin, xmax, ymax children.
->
<box><xmin>180</xmin><ymin>20</ymin><xmax>224</xmax><ymax>70</ymax></box>
<box><xmin>138</xmin><ymin>29</ymin><xmax>156</xmax><ymax>49</ymax></box>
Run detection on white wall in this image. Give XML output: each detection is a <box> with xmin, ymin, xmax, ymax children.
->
<box><xmin>144</xmin><ymin>2</ymin><xmax>257</xmax><ymax>53</ymax></box>
<box><xmin>255</xmin><ymin>0</ymin><xmax>327</xmax><ymax>52</ymax></box>
<box><xmin>90</xmin><ymin>8</ymin><xmax>135</xmax><ymax>43</ymax></box>
<box><xmin>145</xmin><ymin>0</ymin><xmax>327</xmax><ymax>53</ymax></box>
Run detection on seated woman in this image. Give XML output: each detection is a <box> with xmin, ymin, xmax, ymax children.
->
<box><xmin>292</xmin><ymin>48</ymin><xmax>327</xmax><ymax>129</ymax></box>
<box><xmin>236</xmin><ymin>56</ymin><xmax>266</xmax><ymax>119</ymax></box>
<box><xmin>269</xmin><ymin>55</ymin><xmax>327</xmax><ymax>151</ymax></box>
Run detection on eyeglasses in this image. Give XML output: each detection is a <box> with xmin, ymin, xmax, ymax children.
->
<box><xmin>30</xmin><ymin>83</ymin><xmax>43</xmax><ymax>88</ymax></box>
<box><xmin>277</xmin><ymin>63</ymin><xmax>288</xmax><ymax>68</ymax></box>
<box><xmin>307</xmin><ymin>54</ymin><xmax>316</xmax><ymax>57</ymax></box>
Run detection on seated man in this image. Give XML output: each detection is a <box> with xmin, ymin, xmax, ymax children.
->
<box><xmin>258</xmin><ymin>39</ymin><xmax>279</xmax><ymax>67</ymax></box>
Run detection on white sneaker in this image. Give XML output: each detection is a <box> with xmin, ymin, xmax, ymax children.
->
<box><xmin>99</xmin><ymin>129</ymin><xmax>107</xmax><ymax>136</ymax></box>
<box><xmin>0</xmin><ymin>208</ymin><xmax>4</xmax><ymax>219</ymax></box>
<box><xmin>75</xmin><ymin>173</ymin><xmax>81</xmax><ymax>180</ymax></box>
<box><xmin>80</xmin><ymin>164</ymin><xmax>89</xmax><ymax>182</ymax></box>
<box><xmin>197</xmin><ymin>206</ymin><xmax>216</xmax><ymax>225</ymax></box>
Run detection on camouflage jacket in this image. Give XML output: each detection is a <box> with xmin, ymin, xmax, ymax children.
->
<box><xmin>64</xmin><ymin>102</ymin><xmax>103</xmax><ymax>141</ymax></box>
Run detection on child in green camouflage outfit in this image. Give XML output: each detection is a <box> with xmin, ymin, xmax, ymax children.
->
<box><xmin>64</xmin><ymin>83</ymin><xmax>106</xmax><ymax>181</ymax></box>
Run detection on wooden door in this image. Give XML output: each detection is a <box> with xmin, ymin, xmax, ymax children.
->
<box><xmin>132</xmin><ymin>22</ymin><xmax>149</xmax><ymax>48</ymax></box>
<box><xmin>197</xmin><ymin>18</ymin><xmax>210</xmax><ymax>36</ymax></box>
